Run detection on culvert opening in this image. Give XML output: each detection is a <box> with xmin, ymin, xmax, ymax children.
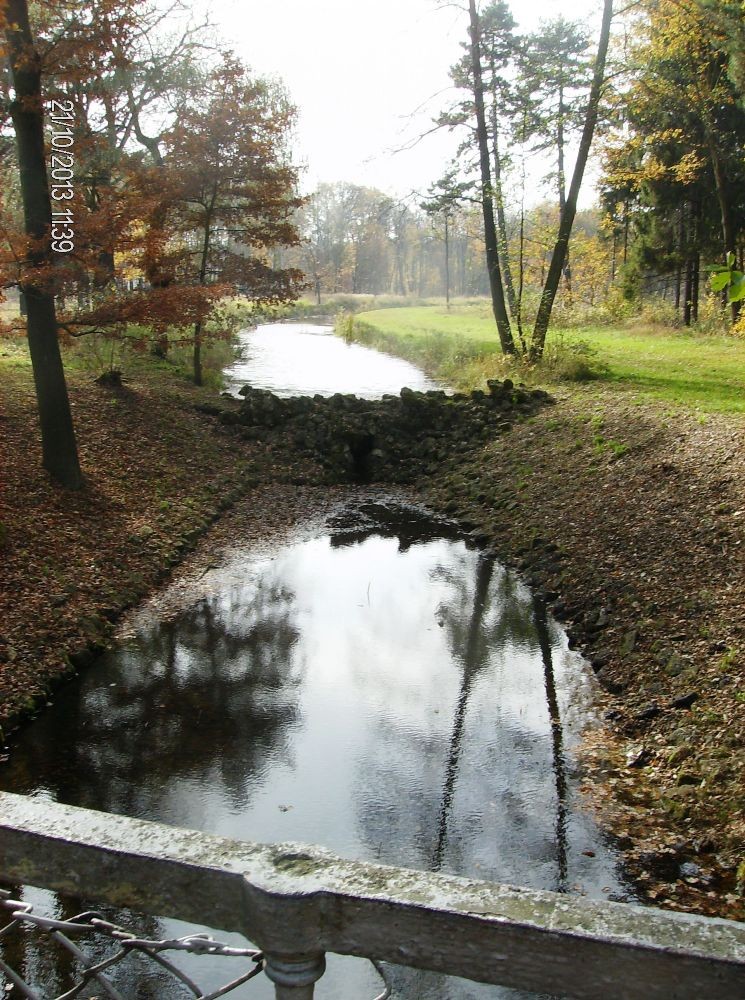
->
<box><xmin>348</xmin><ymin>433</ymin><xmax>377</xmax><ymax>482</ymax></box>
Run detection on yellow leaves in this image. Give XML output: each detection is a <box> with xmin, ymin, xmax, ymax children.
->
<box><xmin>671</xmin><ymin>150</ymin><xmax>706</xmax><ymax>185</ymax></box>
<box><xmin>604</xmin><ymin>165</ymin><xmax>643</xmax><ymax>193</ymax></box>
<box><xmin>650</xmin><ymin>128</ymin><xmax>686</xmax><ymax>145</ymax></box>
<box><xmin>639</xmin><ymin>153</ymin><xmax>669</xmax><ymax>183</ymax></box>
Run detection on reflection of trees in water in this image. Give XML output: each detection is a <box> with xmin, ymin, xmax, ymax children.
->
<box><xmin>532</xmin><ymin>595</ymin><xmax>568</xmax><ymax>893</ymax></box>
<box><xmin>1</xmin><ymin>574</ymin><xmax>303</xmax><ymax>998</ymax></box>
<box><xmin>434</xmin><ymin>555</ymin><xmax>538</xmax><ymax>663</ymax></box>
<box><xmin>352</xmin><ymin>548</ymin><xmax>570</xmax><ymax>1000</ymax></box>
<box><xmin>437</xmin><ymin>561</ymin><xmax>569</xmax><ymax>891</ymax></box>
<box><xmin>355</xmin><ymin>549</ymin><xmax>570</xmax><ymax>894</ymax></box>
<box><xmin>0</xmin><ymin>521</ymin><xmax>577</xmax><ymax>1000</ymax></box>
<box><xmin>354</xmin><ymin>550</ymin><xmax>496</xmax><ymax>873</ymax></box>
<box><xmin>2</xmin><ymin>574</ymin><xmax>304</xmax><ymax>818</ymax></box>
<box><xmin>432</xmin><ymin>556</ymin><xmax>495</xmax><ymax>871</ymax></box>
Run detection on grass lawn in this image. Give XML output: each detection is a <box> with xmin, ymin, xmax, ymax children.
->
<box><xmin>354</xmin><ymin>303</ymin><xmax>745</xmax><ymax>415</ymax></box>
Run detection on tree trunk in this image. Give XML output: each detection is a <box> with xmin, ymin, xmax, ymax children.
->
<box><xmin>193</xmin><ymin>319</ymin><xmax>203</xmax><ymax>386</ymax></box>
<box><xmin>444</xmin><ymin>213</ymin><xmax>451</xmax><ymax>308</ymax></box>
<box><xmin>6</xmin><ymin>0</ymin><xmax>83</xmax><ymax>489</ymax></box>
<box><xmin>193</xmin><ymin>189</ymin><xmax>216</xmax><ymax>386</ymax></box>
<box><xmin>557</xmin><ymin>85</ymin><xmax>572</xmax><ymax>301</ymax></box>
<box><xmin>557</xmin><ymin>90</ymin><xmax>566</xmax><ymax>217</ymax></box>
<box><xmin>674</xmin><ymin>204</ymin><xmax>684</xmax><ymax>316</ymax></box>
<box><xmin>682</xmin><ymin>201</ymin><xmax>702</xmax><ymax>326</ymax></box>
<box><xmin>623</xmin><ymin>202</ymin><xmax>629</xmax><ymax>266</ymax></box>
<box><xmin>530</xmin><ymin>0</ymin><xmax>613</xmax><ymax>360</ymax></box>
<box><xmin>488</xmin><ymin>58</ymin><xmax>518</xmax><ymax>321</ymax></box>
<box><xmin>706</xmin><ymin>131</ymin><xmax>739</xmax><ymax>322</ymax></box>
<box><xmin>684</xmin><ymin>255</ymin><xmax>693</xmax><ymax>327</ymax></box>
<box><xmin>468</xmin><ymin>0</ymin><xmax>515</xmax><ymax>355</ymax></box>
<box><xmin>459</xmin><ymin>237</ymin><xmax>467</xmax><ymax>296</ymax></box>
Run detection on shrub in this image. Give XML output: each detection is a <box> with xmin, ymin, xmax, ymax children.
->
<box><xmin>695</xmin><ymin>293</ymin><xmax>729</xmax><ymax>336</ymax></box>
<box><xmin>637</xmin><ymin>297</ymin><xmax>681</xmax><ymax>328</ymax></box>
<box><xmin>531</xmin><ymin>333</ymin><xmax>609</xmax><ymax>382</ymax></box>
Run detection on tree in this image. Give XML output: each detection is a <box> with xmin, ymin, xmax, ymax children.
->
<box><xmin>451</xmin><ymin>1</ymin><xmax>523</xmax><ymax>321</ymax></box>
<box><xmin>522</xmin><ymin>18</ymin><xmax>592</xmax><ymax>220</ymax></box>
<box><xmin>161</xmin><ymin>56</ymin><xmax>303</xmax><ymax>384</ymax></box>
<box><xmin>440</xmin><ymin>2</ymin><xmax>613</xmax><ymax>356</ymax></box>
<box><xmin>522</xmin><ymin>17</ymin><xmax>592</xmax><ymax>299</ymax></box>
<box><xmin>599</xmin><ymin>0</ymin><xmax>745</xmax><ymax>324</ymax></box>
<box><xmin>2</xmin><ymin>0</ymin><xmax>83</xmax><ymax>488</ymax></box>
<box><xmin>0</xmin><ymin>0</ymin><xmax>222</xmax><ymax>355</ymax></box>
<box><xmin>421</xmin><ymin>170</ymin><xmax>469</xmax><ymax>307</ymax></box>
<box><xmin>467</xmin><ymin>0</ymin><xmax>516</xmax><ymax>354</ymax></box>
<box><xmin>530</xmin><ymin>0</ymin><xmax>614</xmax><ymax>360</ymax></box>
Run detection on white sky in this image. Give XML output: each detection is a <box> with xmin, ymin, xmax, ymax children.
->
<box><xmin>202</xmin><ymin>0</ymin><xmax>603</xmax><ymax>203</ymax></box>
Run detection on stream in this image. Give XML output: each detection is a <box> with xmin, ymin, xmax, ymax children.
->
<box><xmin>0</xmin><ymin>324</ymin><xmax>632</xmax><ymax>999</ymax></box>
<box><xmin>223</xmin><ymin>322</ymin><xmax>438</xmax><ymax>398</ymax></box>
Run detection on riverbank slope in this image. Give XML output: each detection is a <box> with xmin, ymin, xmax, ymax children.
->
<box><xmin>0</xmin><ymin>344</ymin><xmax>326</xmax><ymax>733</ymax></box>
<box><xmin>419</xmin><ymin>384</ymin><xmax>745</xmax><ymax>920</ymax></box>
<box><xmin>1</xmin><ymin>335</ymin><xmax>743</xmax><ymax>920</ymax></box>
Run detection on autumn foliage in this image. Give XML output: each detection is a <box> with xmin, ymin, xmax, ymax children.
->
<box><xmin>0</xmin><ymin>0</ymin><xmax>304</xmax><ymax>374</ymax></box>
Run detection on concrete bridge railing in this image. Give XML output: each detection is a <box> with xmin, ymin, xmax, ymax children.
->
<box><xmin>0</xmin><ymin>792</ymin><xmax>743</xmax><ymax>999</ymax></box>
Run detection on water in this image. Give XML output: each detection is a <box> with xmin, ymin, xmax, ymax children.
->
<box><xmin>0</xmin><ymin>503</ymin><xmax>631</xmax><ymax>999</ymax></box>
<box><xmin>222</xmin><ymin>322</ymin><xmax>439</xmax><ymax>398</ymax></box>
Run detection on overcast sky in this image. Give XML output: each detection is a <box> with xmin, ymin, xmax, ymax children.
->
<box><xmin>203</xmin><ymin>0</ymin><xmax>602</xmax><ymax>203</ymax></box>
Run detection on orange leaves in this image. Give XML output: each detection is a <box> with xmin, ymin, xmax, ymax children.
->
<box><xmin>152</xmin><ymin>53</ymin><xmax>304</xmax><ymax>315</ymax></box>
<box><xmin>0</xmin><ymin>2</ymin><xmax>304</xmax><ymax>356</ymax></box>
<box><xmin>58</xmin><ymin>284</ymin><xmax>226</xmax><ymax>338</ymax></box>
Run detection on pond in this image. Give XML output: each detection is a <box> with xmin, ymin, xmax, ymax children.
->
<box><xmin>222</xmin><ymin>322</ymin><xmax>439</xmax><ymax>398</ymax></box>
<box><xmin>0</xmin><ymin>502</ymin><xmax>632</xmax><ymax>999</ymax></box>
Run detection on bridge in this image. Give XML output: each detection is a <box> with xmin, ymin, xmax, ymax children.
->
<box><xmin>0</xmin><ymin>792</ymin><xmax>743</xmax><ymax>998</ymax></box>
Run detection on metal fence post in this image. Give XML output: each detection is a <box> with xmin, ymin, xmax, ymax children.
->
<box><xmin>263</xmin><ymin>952</ymin><xmax>326</xmax><ymax>999</ymax></box>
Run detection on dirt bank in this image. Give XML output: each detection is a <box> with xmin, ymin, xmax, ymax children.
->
<box><xmin>0</xmin><ymin>360</ymin><xmax>328</xmax><ymax>736</ymax></box>
<box><xmin>419</xmin><ymin>385</ymin><xmax>744</xmax><ymax>920</ymax></box>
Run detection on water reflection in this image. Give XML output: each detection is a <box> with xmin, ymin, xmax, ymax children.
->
<box><xmin>0</xmin><ymin>504</ymin><xmax>631</xmax><ymax>999</ymax></box>
<box><xmin>534</xmin><ymin>594</ymin><xmax>569</xmax><ymax>892</ymax></box>
<box><xmin>433</xmin><ymin>555</ymin><xmax>495</xmax><ymax>872</ymax></box>
<box><xmin>223</xmin><ymin>322</ymin><xmax>439</xmax><ymax>398</ymax></box>
<box><xmin>5</xmin><ymin>575</ymin><xmax>304</xmax><ymax>827</ymax></box>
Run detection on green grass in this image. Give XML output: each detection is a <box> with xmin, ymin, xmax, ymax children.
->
<box><xmin>1</xmin><ymin>324</ymin><xmax>238</xmax><ymax>393</ymax></box>
<box><xmin>266</xmin><ymin>293</ymin><xmax>459</xmax><ymax>321</ymax></box>
<box><xmin>352</xmin><ymin>302</ymin><xmax>745</xmax><ymax>415</ymax></box>
<box><xmin>357</xmin><ymin>302</ymin><xmax>502</xmax><ymax>343</ymax></box>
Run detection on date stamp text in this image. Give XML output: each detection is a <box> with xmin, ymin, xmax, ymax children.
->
<box><xmin>48</xmin><ymin>99</ymin><xmax>75</xmax><ymax>253</ymax></box>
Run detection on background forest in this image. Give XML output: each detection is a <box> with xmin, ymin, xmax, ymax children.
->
<box><xmin>284</xmin><ymin>0</ymin><xmax>745</xmax><ymax>334</ymax></box>
<box><xmin>3</xmin><ymin>0</ymin><xmax>745</xmax><ymax>355</ymax></box>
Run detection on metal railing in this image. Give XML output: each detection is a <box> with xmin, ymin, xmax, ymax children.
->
<box><xmin>0</xmin><ymin>891</ymin><xmax>268</xmax><ymax>999</ymax></box>
<box><xmin>0</xmin><ymin>791</ymin><xmax>743</xmax><ymax>999</ymax></box>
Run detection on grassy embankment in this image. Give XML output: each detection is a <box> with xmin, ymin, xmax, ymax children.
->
<box><xmin>348</xmin><ymin>300</ymin><xmax>745</xmax><ymax>414</ymax></box>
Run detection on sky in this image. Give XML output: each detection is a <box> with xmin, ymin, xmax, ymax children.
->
<box><xmin>203</xmin><ymin>0</ymin><xmax>603</xmax><ymax>204</ymax></box>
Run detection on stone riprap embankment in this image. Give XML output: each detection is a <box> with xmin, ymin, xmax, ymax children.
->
<box><xmin>210</xmin><ymin>379</ymin><xmax>553</xmax><ymax>483</ymax></box>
